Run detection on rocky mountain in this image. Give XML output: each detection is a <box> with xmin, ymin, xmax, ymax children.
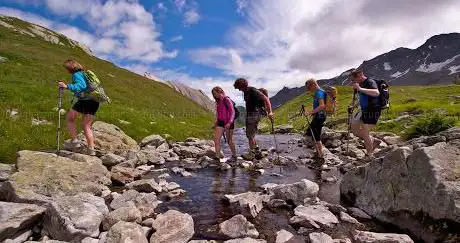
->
<box><xmin>0</xmin><ymin>16</ymin><xmax>92</xmax><ymax>55</ymax></box>
<box><xmin>165</xmin><ymin>81</ymin><xmax>215</xmax><ymax>113</ymax></box>
<box><xmin>271</xmin><ymin>33</ymin><xmax>460</xmax><ymax>108</ymax></box>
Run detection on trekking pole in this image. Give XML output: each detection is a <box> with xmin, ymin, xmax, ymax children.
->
<box><xmin>56</xmin><ymin>87</ymin><xmax>64</xmax><ymax>154</ymax></box>
<box><xmin>347</xmin><ymin>90</ymin><xmax>358</xmax><ymax>153</ymax></box>
<box><xmin>270</xmin><ymin>117</ymin><xmax>282</xmax><ymax>174</ymax></box>
<box><xmin>301</xmin><ymin>105</ymin><xmax>317</xmax><ymax>145</ymax></box>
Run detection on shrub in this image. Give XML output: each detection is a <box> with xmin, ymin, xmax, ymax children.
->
<box><xmin>404</xmin><ymin>113</ymin><xmax>455</xmax><ymax>139</ymax></box>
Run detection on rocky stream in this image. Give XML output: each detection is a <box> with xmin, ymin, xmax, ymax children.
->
<box><xmin>1</xmin><ymin>121</ymin><xmax>459</xmax><ymax>243</ymax></box>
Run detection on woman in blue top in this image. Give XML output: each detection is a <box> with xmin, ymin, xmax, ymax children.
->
<box><xmin>305</xmin><ymin>78</ymin><xmax>327</xmax><ymax>161</ymax></box>
<box><xmin>58</xmin><ymin>59</ymin><xmax>100</xmax><ymax>155</ymax></box>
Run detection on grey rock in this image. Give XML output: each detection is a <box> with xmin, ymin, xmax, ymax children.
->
<box><xmin>292</xmin><ymin>205</ymin><xmax>338</xmax><ymax>229</ymax></box>
<box><xmin>354</xmin><ymin>231</ymin><xmax>413</xmax><ymax>243</ymax></box>
<box><xmin>103</xmin><ymin>206</ymin><xmax>142</xmax><ymax>230</ymax></box>
<box><xmin>173</xmin><ymin>146</ymin><xmax>206</xmax><ymax>158</ymax></box>
<box><xmin>340</xmin><ymin>211</ymin><xmax>362</xmax><ymax>225</ymax></box>
<box><xmin>223</xmin><ymin>238</ymin><xmax>266</xmax><ymax>243</ymax></box>
<box><xmin>81</xmin><ymin>237</ymin><xmax>99</xmax><ymax>243</ymax></box>
<box><xmin>110</xmin><ymin>190</ymin><xmax>160</xmax><ymax>219</ymax></box>
<box><xmin>348</xmin><ymin>207</ymin><xmax>372</xmax><ymax>220</ymax></box>
<box><xmin>163</xmin><ymin>182</ymin><xmax>181</xmax><ymax>192</ymax></box>
<box><xmin>150</xmin><ymin>210</ymin><xmax>194</xmax><ymax>243</ymax></box>
<box><xmin>269</xmin><ymin>179</ymin><xmax>319</xmax><ymax>206</ymax></box>
<box><xmin>101</xmin><ymin>153</ymin><xmax>125</xmax><ymax>167</ymax></box>
<box><xmin>98</xmin><ymin>232</ymin><xmax>107</xmax><ymax>243</ymax></box>
<box><xmin>106</xmin><ymin>221</ymin><xmax>148</xmax><ymax>243</ymax></box>
<box><xmin>341</xmin><ymin>143</ymin><xmax>460</xmax><ymax>242</ymax></box>
<box><xmin>141</xmin><ymin>135</ymin><xmax>166</xmax><ymax>147</ymax></box>
<box><xmin>219</xmin><ymin>215</ymin><xmax>259</xmax><ymax>239</ymax></box>
<box><xmin>275</xmin><ymin>124</ymin><xmax>294</xmax><ymax>134</ymax></box>
<box><xmin>0</xmin><ymin>202</ymin><xmax>46</xmax><ymax>242</ymax></box>
<box><xmin>276</xmin><ymin>230</ymin><xmax>294</xmax><ymax>243</ymax></box>
<box><xmin>75</xmin><ymin>121</ymin><xmax>139</xmax><ymax>155</ymax></box>
<box><xmin>0</xmin><ymin>151</ymin><xmax>110</xmax><ymax>203</ymax></box>
<box><xmin>126</xmin><ymin>179</ymin><xmax>162</xmax><ymax>193</ymax></box>
<box><xmin>3</xmin><ymin>230</ymin><xmax>33</xmax><ymax>243</ymax></box>
<box><xmin>224</xmin><ymin>192</ymin><xmax>272</xmax><ymax>218</ymax></box>
<box><xmin>0</xmin><ymin>163</ymin><xmax>15</xmax><ymax>181</ymax></box>
<box><xmin>167</xmin><ymin>189</ymin><xmax>186</xmax><ymax>199</ymax></box>
<box><xmin>309</xmin><ymin>232</ymin><xmax>334</xmax><ymax>243</ymax></box>
<box><xmin>189</xmin><ymin>241</ymin><xmax>218</xmax><ymax>243</ymax></box>
<box><xmin>142</xmin><ymin>150</ymin><xmax>166</xmax><ymax>165</ymax></box>
<box><xmin>110</xmin><ymin>166</ymin><xmax>145</xmax><ymax>185</ymax></box>
<box><xmin>141</xmin><ymin>218</ymin><xmax>155</xmax><ymax>227</ymax></box>
<box><xmin>155</xmin><ymin>143</ymin><xmax>169</xmax><ymax>153</ymax></box>
<box><xmin>43</xmin><ymin>193</ymin><xmax>108</xmax><ymax>242</ymax></box>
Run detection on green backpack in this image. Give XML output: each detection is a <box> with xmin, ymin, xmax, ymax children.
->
<box><xmin>83</xmin><ymin>70</ymin><xmax>111</xmax><ymax>103</ymax></box>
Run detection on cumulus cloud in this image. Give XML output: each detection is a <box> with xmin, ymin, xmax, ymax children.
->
<box><xmin>190</xmin><ymin>0</ymin><xmax>460</xmax><ymax>92</ymax></box>
<box><xmin>183</xmin><ymin>8</ymin><xmax>200</xmax><ymax>26</ymax></box>
<box><xmin>1</xmin><ymin>0</ymin><xmax>177</xmax><ymax>63</ymax></box>
<box><xmin>170</xmin><ymin>35</ymin><xmax>183</xmax><ymax>42</ymax></box>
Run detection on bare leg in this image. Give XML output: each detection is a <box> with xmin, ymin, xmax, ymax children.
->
<box><xmin>82</xmin><ymin>114</ymin><xmax>95</xmax><ymax>149</ymax></box>
<box><xmin>66</xmin><ymin>109</ymin><xmax>79</xmax><ymax>140</ymax></box>
<box><xmin>226</xmin><ymin>129</ymin><xmax>237</xmax><ymax>156</ymax></box>
<box><xmin>361</xmin><ymin>124</ymin><xmax>375</xmax><ymax>155</ymax></box>
<box><xmin>315</xmin><ymin>141</ymin><xmax>324</xmax><ymax>158</ymax></box>
<box><xmin>214</xmin><ymin>126</ymin><xmax>225</xmax><ymax>157</ymax></box>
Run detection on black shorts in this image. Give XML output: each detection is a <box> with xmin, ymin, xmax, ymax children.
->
<box><xmin>306</xmin><ymin>113</ymin><xmax>326</xmax><ymax>142</ymax></box>
<box><xmin>217</xmin><ymin>120</ymin><xmax>235</xmax><ymax>129</ymax></box>
<box><xmin>361</xmin><ymin>110</ymin><xmax>381</xmax><ymax>125</ymax></box>
<box><xmin>72</xmin><ymin>99</ymin><xmax>100</xmax><ymax>115</ymax></box>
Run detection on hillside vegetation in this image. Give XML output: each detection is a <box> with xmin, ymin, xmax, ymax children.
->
<box><xmin>0</xmin><ymin>17</ymin><xmax>214</xmax><ymax>163</ymax></box>
<box><xmin>267</xmin><ymin>85</ymin><xmax>460</xmax><ymax>136</ymax></box>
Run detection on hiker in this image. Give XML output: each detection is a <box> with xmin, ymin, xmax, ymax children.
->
<box><xmin>304</xmin><ymin>78</ymin><xmax>327</xmax><ymax>160</ymax></box>
<box><xmin>348</xmin><ymin>69</ymin><xmax>381</xmax><ymax>159</ymax></box>
<box><xmin>212</xmin><ymin>87</ymin><xmax>237</xmax><ymax>160</ymax></box>
<box><xmin>233</xmin><ymin>78</ymin><xmax>274</xmax><ymax>160</ymax></box>
<box><xmin>58</xmin><ymin>59</ymin><xmax>99</xmax><ymax>156</ymax></box>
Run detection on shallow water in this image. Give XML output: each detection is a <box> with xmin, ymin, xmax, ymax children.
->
<box><xmin>153</xmin><ymin>129</ymin><xmax>383</xmax><ymax>242</ymax></box>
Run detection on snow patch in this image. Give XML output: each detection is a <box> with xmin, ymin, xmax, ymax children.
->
<box><xmin>449</xmin><ymin>65</ymin><xmax>460</xmax><ymax>75</ymax></box>
<box><xmin>416</xmin><ymin>54</ymin><xmax>460</xmax><ymax>73</ymax></box>
<box><xmin>383</xmin><ymin>62</ymin><xmax>392</xmax><ymax>71</ymax></box>
<box><xmin>390</xmin><ymin>69</ymin><xmax>410</xmax><ymax>79</ymax></box>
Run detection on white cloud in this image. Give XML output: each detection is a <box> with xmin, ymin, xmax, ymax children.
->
<box><xmin>236</xmin><ymin>0</ymin><xmax>248</xmax><ymax>15</ymax></box>
<box><xmin>189</xmin><ymin>0</ymin><xmax>460</xmax><ymax>93</ymax></box>
<box><xmin>183</xmin><ymin>8</ymin><xmax>200</xmax><ymax>26</ymax></box>
<box><xmin>157</xmin><ymin>2</ymin><xmax>167</xmax><ymax>12</ymax></box>
<box><xmin>1</xmin><ymin>1</ymin><xmax>177</xmax><ymax>64</ymax></box>
<box><xmin>170</xmin><ymin>35</ymin><xmax>183</xmax><ymax>42</ymax></box>
<box><xmin>174</xmin><ymin>0</ymin><xmax>187</xmax><ymax>12</ymax></box>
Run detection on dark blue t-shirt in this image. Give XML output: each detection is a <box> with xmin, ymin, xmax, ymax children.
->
<box><xmin>359</xmin><ymin>78</ymin><xmax>378</xmax><ymax>110</ymax></box>
<box><xmin>312</xmin><ymin>89</ymin><xmax>326</xmax><ymax>109</ymax></box>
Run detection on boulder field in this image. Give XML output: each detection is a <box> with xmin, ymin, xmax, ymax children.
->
<box><xmin>0</xmin><ymin>121</ymin><xmax>458</xmax><ymax>243</ymax></box>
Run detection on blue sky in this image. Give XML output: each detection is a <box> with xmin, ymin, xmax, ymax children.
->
<box><xmin>1</xmin><ymin>0</ymin><xmax>460</xmax><ymax>103</ymax></box>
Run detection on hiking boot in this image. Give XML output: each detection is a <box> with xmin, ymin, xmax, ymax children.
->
<box><xmin>213</xmin><ymin>152</ymin><xmax>224</xmax><ymax>160</ymax></box>
<box><xmin>87</xmin><ymin>148</ymin><xmax>97</xmax><ymax>156</ymax></box>
<box><xmin>70</xmin><ymin>139</ymin><xmax>82</xmax><ymax>148</ymax></box>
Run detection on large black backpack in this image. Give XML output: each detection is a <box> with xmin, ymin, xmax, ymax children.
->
<box><xmin>224</xmin><ymin>97</ymin><xmax>240</xmax><ymax>120</ymax></box>
<box><xmin>374</xmin><ymin>79</ymin><xmax>390</xmax><ymax>110</ymax></box>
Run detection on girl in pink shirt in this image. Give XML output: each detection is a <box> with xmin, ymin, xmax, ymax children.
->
<box><xmin>212</xmin><ymin>87</ymin><xmax>237</xmax><ymax>160</ymax></box>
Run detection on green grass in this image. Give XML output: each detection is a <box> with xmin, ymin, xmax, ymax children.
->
<box><xmin>265</xmin><ymin>85</ymin><xmax>460</xmax><ymax>137</ymax></box>
<box><xmin>0</xmin><ymin>17</ymin><xmax>214</xmax><ymax>163</ymax></box>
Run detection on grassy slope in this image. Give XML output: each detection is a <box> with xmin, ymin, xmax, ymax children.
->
<box><xmin>267</xmin><ymin>85</ymin><xmax>460</xmax><ymax>135</ymax></box>
<box><xmin>0</xmin><ymin>17</ymin><xmax>214</xmax><ymax>163</ymax></box>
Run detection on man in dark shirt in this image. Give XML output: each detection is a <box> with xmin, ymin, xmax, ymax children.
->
<box><xmin>234</xmin><ymin>78</ymin><xmax>274</xmax><ymax>160</ymax></box>
<box><xmin>349</xmin><ymin>69</ymin><xmax>381</xmax><ymax>160</ymax></box>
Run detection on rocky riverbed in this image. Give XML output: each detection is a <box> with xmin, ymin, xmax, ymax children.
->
<box><xmin>1</xmin><ymin>121</ymin><xmax>459</xmax><ymax>243</ymax></box>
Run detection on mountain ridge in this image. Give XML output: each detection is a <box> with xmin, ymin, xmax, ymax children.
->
<box><xmin>271</xmin><ymin>32</ymin><xmax>460</xmax><ymax>108</ymax></box>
